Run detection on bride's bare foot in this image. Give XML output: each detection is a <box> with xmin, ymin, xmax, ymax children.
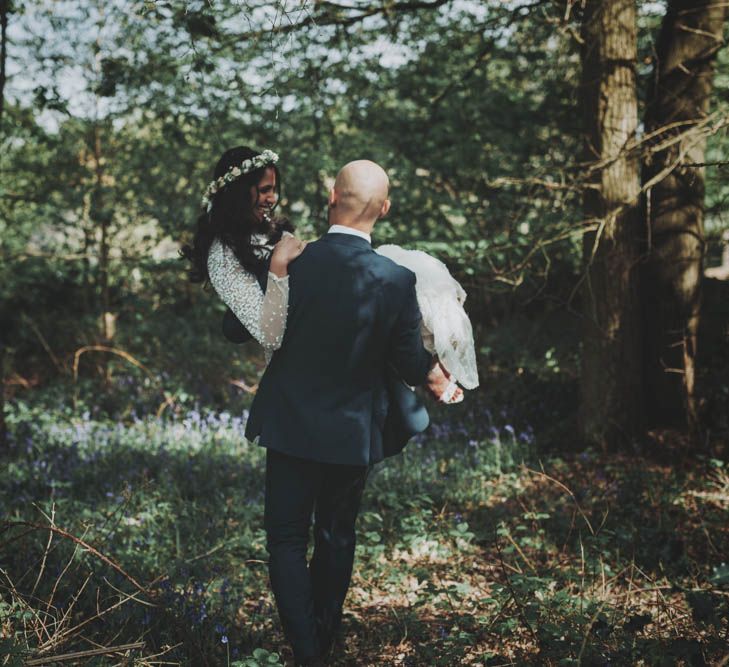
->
<box><xmin>426</xmin><ymin>361</ymin><xmax>463</xmax><ymax>404</ymax></box>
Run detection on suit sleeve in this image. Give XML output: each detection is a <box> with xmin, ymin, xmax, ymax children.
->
<box><xmin>387</xmin><ymin>271</ymin><xmax>435</xmax><ymax>386</ymax></box>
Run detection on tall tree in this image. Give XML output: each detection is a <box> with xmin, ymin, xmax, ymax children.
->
<box><xmin>0</xmin><ymin>0</ymin><xmax>10</xmax><ymax>449</ymax></box>
<box><xmin>0</xmin><ymin>0</ymin><xmax>9</xmax><ymax>130</ymax></box>
<box><xmin>641</xmin><ymin>0</ymin><xmax>728</xmax><ymax>434</ymax></box>
<box><xmin>579</xmin><ymin>0</ymin><xmax>643</xmax><ymax>448</ymax></box>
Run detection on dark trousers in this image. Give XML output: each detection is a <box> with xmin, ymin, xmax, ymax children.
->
<box><xmin>264</xmin><ymin>448</ymin><xmax>370</xmax><ymax>662</ymax></box>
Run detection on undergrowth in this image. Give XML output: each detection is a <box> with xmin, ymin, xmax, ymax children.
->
<box><xmin>1</xmin><ymin>396</ymin><xmax>727</xmax><ymax>666</ymax></box>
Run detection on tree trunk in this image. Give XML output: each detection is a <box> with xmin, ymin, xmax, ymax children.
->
<box><xmin>0</xmin><ymin>0</ymin><xmax>8</xmax><ymax>130</ymax></box>
<box><xmin>579</xmin><ymin>0</ymin><xmax>643</xmax><ymax>448</ymax></box>
<box><xmin>92</xmin><ymin>6</ymin><xmax>113</xmax><ymax>348</ymax></box>
<box><xmin>94</xmin><ymin>124</ymin><xmax>111</xmax><ymax>339</ymax></box>
<box><xmin>0</xmin><ymin>343</ymin><xmax>5</xmax><ymax>452</ymax></box>
<box><xmin>642</xmin><ymin>0</ymin><xmax>728</xmax><ymax>435</ymax></box>
<box><xmin>0</xmin><ymin>1</ymin><xmax>8</xmax><ymax>450</ymax></box>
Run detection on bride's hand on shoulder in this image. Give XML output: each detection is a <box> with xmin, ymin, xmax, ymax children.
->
<box><xmin>270</xmin><ymin>233</ymin><xmax>307</xmax><ymax>277</ymax></box>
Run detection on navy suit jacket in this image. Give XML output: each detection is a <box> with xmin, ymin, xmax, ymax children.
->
<box><xmin>244</xmin><ymin>232</ymin><xmax>434</xmax><ymax>465</ymax></box>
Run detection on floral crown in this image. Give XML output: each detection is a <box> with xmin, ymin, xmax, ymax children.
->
<box><xmin>201</xmin><ymin>149</ymin><xmax>279</xmax><ymax>212</ymax></box>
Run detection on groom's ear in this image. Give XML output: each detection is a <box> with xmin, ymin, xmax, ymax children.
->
<box><xmin>379</xmin><ymin>198</ymin><xmax>391</xmax><ymax>219</ymax></box>
<box><xmin>328</xmin><ymin>187</ymin><xmax>337</xmax><ymax>208</ymax></box>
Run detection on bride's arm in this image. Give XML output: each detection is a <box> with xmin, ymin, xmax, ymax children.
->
<box><xmin>207</xmin><ymin>239</ymin><xmax>288</xmax><ymax>351</ymax></box>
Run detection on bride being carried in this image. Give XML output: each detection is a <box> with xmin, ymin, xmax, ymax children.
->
<box><xmin>182</xmin><ymin>148</ymin><xmax>479</xmax><ymax>665</ymax></box>
<box><xmin>182</xmin><ymin>147</ymin><xmax>478</xmax><ymax>403</ymax></box>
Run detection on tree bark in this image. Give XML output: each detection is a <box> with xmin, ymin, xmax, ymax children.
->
<box><xmin>0</xmin><ymin>1</ymin><xmax>9</xmax><ymax>449</ymax></box>
<box><xmin>642</xmin><ymin>0</ymin><xmax>728</xmax><ymax>435</ymax></box>
<box><xmin>0</xmin><ymin>0</ymin><xmax>8</xmax><ymax>130</ymax></box>
<box><xmin>579</xmin><ymin>0</ymin><xmax>643</xmax><ymax>448</ymax></box>
<box><xmin>94</xmin><ymin>124</ymin><xmax>111</xmax><ymax>339</ymax></box>
<box><xmin>92</xmin><ymin>3</ymin><xmax>113</xmax><ymax>348</ymax></box>
<box><xmin>0</xmin><ymin>343</ymin><xmax>5</xmax><ymax>451</ymax></box>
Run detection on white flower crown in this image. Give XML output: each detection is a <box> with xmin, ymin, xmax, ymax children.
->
<box><xmin>201</xmin><ymin>149</ymin><xmax>279</xmax><ymax>212</ymax></box>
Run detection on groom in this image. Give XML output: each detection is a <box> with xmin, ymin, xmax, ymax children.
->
<box><xmin>245</xmin><ymin>160</ymin><xmax>436</xmax><ymax>665</ymax></box>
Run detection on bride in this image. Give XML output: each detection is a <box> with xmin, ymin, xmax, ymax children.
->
<box><xmin>182</xmin><ymin>146</ymin><xmax>478</xmax><ymax>402</ymax></box>
<box><xmin>181</xmin><ymin>146</ymin><xmax>304</xmax><ymax>355</ymax></box>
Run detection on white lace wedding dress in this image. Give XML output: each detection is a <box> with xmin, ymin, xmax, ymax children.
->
<box><xmin>375</xmin><ymin>245</ymin><xmax>479</xmax><ymax>390</ymax></box>
<box><xmin>207</xmin><ymin>234</ymin><xmax>289</xmax><ymax>357</ymax></box>
<box><xmin>207</xmin><ymin>236</ymin><xmax>479</xmax><ymax>390</ymax></box>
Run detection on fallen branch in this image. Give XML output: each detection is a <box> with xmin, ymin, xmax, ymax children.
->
<box><xmin>25</xmin><ymin>641</ymin><xmax>146</xmax><ymax>665</ymax></box>
<box><xmin>72</xmin><ymin>345</ymin><xmax>153</xmax><ymax>384</ymax></box>
<box><xmin>1</xmin><ymin>520</ymin><xmax>151</xmax><ymax>598</ymax></box>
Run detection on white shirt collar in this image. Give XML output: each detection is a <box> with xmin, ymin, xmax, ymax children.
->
<box><xmin>327</xmin><ymin>224</ymin><xmax>371</xmax><ymax>244</ymax></box>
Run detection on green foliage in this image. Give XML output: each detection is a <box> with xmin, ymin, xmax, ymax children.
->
<box><xmin>2</xmin><ymin>396</ymin><xmax>727</xmax><ymax>664</ymax></box>
<box><xmin>231</xmin><ymin>647</ymin><xmax>283</xmax><ymax>666</ymax></box>
<box><xmin>2</xmin><ymin>2</ymin><xmax>729</xmax><ymax>661</ymax></box>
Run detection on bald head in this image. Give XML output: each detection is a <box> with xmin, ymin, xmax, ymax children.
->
<box><xmin>329</xmin><ymin>160</ymin><xmax>391</xmax><ymax>229</ymax></box>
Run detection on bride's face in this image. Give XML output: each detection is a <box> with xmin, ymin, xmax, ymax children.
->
<box><xmin>250</xmin><ymin>167</ymin><xmax>278</xmax><ymax>223</ymax></box>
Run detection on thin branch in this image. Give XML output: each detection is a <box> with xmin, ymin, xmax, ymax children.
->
<box><xmin>214</xmin><ymin>0</ymin><xmax>452</xmax><ymax>49</ymax></box>
<box><xmin>72</xmin><ymin>345</ymin><xmax>153</xmax><ymax>384</ymax></box>
<box><xmin>30</xmin><ymin>504</ymin><xmax>55</xmax><ymax>599</ymax></box>
<box><xmin>1</xmin><ymin>521</ymin><xmax>151</xmax><ymax>597</ymax></box>
<box><xmin>684</xmin><ymin>160</ymin><xmax>729</xmax><ymax>168</ymax></box>
<box><xmin>25</xmin><ymin>641</ymin><xmax>146</xmax><ymax>665</ymax></box>
<box><xmin>525</xmin><ymin>465</ymin><xmax>595</xmax><ymax>536</ymax></box>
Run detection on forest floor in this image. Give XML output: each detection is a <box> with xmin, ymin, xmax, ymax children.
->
<box><xmin>1</xmin><ymin>393</ymin><xmax>728</xmax><ymax>666</ymax></box>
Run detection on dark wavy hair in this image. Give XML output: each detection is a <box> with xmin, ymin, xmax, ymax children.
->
<box><xmin>180</xmin><ymin>146</ymin><xmax>294</xmax><ymax>283</ymax></box>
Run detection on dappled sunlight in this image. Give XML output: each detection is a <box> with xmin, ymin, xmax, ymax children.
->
<box><xmin>2</xmin><ymin>391</ymin><xmax>728</xmax><ymax>664</ymax></box>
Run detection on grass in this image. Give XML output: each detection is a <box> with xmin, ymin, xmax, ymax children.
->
<box><xmin>1</xmin><ymin>393</ymin><xmax>728</xmax><ymax>666</ymax></box>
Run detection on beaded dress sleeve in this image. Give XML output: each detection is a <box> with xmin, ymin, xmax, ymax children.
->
<box><xmin>207</xmin><ymin>238</ymin><xmax>289</xmax><ymax>352</ymax></box>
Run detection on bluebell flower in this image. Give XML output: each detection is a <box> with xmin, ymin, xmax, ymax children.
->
<box><xmin>221</xmin><ymin>635</ymin><xmax>228</xmax><ymax>644</ymax></box>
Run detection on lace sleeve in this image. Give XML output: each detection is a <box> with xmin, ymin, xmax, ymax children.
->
<box><xmin>207</xmin><ymin>239</ymin><xmax>289</xmax><ymax>351</ymax></box>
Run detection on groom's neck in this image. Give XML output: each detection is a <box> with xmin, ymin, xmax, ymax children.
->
<box><xmin>328</xmin><ymin>213</ymin><xmax>376</xmax><ymax>236</ymax></box>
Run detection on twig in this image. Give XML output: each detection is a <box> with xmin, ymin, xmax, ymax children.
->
<box><xmin>2</xmin><ymin>521</ymin><xmax>151</xmax><ymax>597</ymax></box>
<box><xmin>22</xmin><ymin>315</ymin><xmax>65</xmax><ymax>374</ymax></box>
<box><xmin>31</xmin><ymin>504</ymin><xmax>55</xmax><ymax>598</ymax></box>
<box><xmin>184</xmin><ymin>542</ymin><xmax>225</xmax><ymax>564</ymax></box>
<box><xmin>503</xmin><ymin>532</ymin><xmax>537</xmax><ymax>573</ymax></box>
<box><xmin>0</xmin><ymin>567</ymin><xmax>54</xmax><ymax>645</ymax></box>
<box><xmin>524</xmin><ymin>465</ymin><xmax>595</xmax><ymax>535</ymax></box>
<box><xmin>684</xmin><ymin>160</ymin><xmax>729</xmax><ymax>168</ymax></box>
<box><xmin>25</xmin><ymin>641</ymin><xmax>146</xmax><ymax>665</ymax></box>
<box><xmin>631</xmin><ymin>564</ymin><xmax>682</xmax><ymax>637</ymax></box>
<box><xmin>37</xmin><ymin>585</ymin><xmax>149</xmax><ymax>653</ymax></box>
<box><xmin>494</xmin><ymin>525</ymin><xmax>540</xmax><ymax>647</ymax></box>
<box><xmin>46</xmin><ymin>524</ymin><xmax>91</xmax><ymax>616</ymax></box>
<box><xmin>229</xmin><ymin>378</ymin><xmax>259</xmax><ymax>393</ymax></box>
<box><xmin>156</xmin><ymin>391</ymin><xmax>177</xmax><ymax>417</ymax></box>
<box><xmin>577</xmin><ymin>600</ymin><xmax>607</xmax><ymax>665</ymax></box>
<box><xmin>72</xmin><ymin>345</ymin><xmax>153</xmax><ymax>384</ymax></box>
<box><xmin>102</xmin><ymin>577</ymin><xmax>157</xmax><ymax>608</ymax></box>
<box><xmin>53</xmin><ymin>573</ymin><xmax>92</xmax><ymax>644</ymax></box>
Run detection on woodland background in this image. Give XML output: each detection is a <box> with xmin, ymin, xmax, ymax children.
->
<box><xmin>1</xmin><ymin>1</ymin><xmax>729</xmax><ymax>665</ymax></box>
